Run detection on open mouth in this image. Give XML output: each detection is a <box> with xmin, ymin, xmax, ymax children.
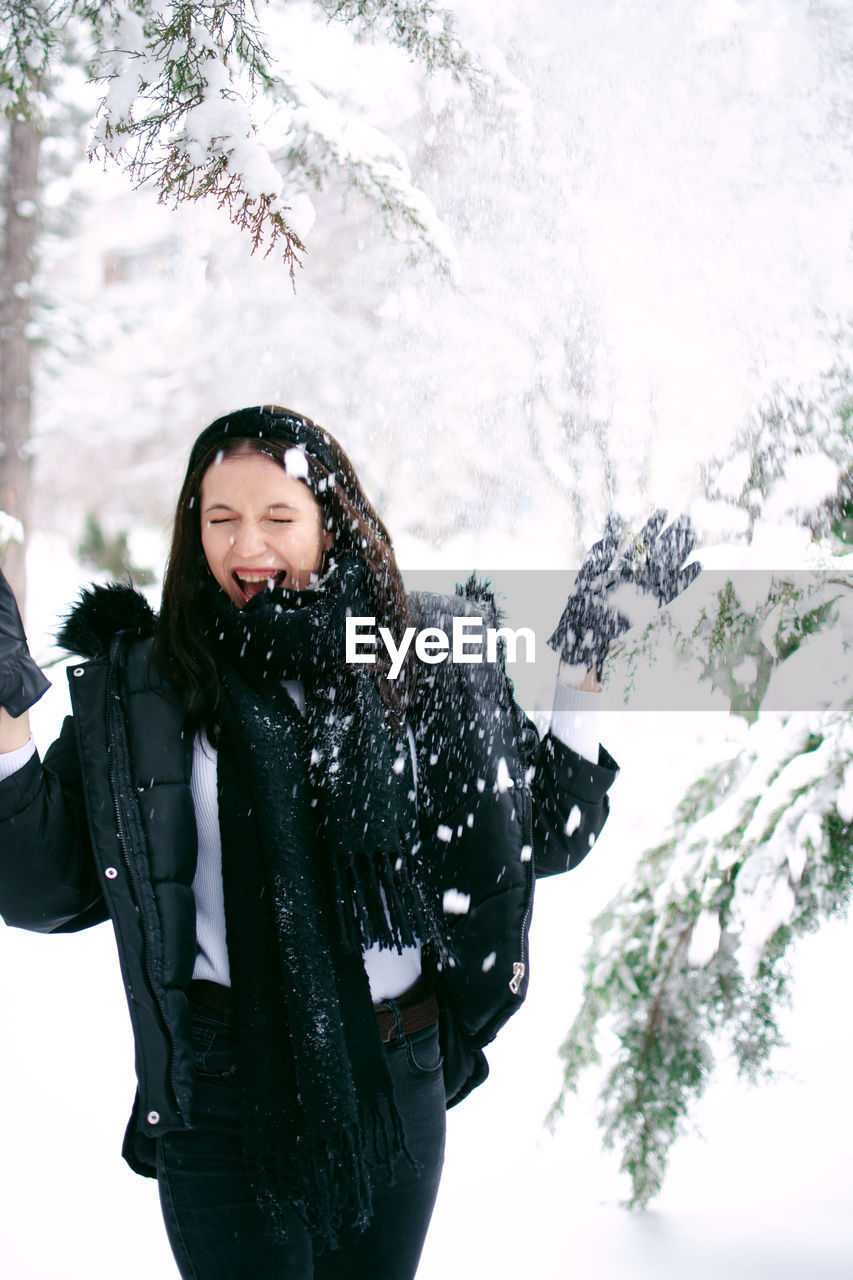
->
<box><xmin>232</xmin><ymin>570</ymin><xmax>287</xmax><ymax>603</ymax></box>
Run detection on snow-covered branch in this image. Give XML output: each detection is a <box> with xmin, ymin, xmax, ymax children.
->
<box><xmin>278</xmin><ymin>69</ymin><xmax>458</xmax><ymax>273</ymax></box>
<box><xmin>550</xmin><ymin>697</ymin><xmax>852</xmax><ymax>1208</ymax></box>
<box><xmin>0</xmin><ymin>0</ymin><xmax>52</xmax><ymax>112</ymax></box>
<box><xmin>549</xmin><ymin>373</ymin><xmax>853</xmax><ymax>1208</ymax></box>
<box><xmin>1</xmin><ymin>0</ymin><xmax>479</xmax><ymax>269</ymax></box>
<box><xmin>318</xmin><ymin>0</ymin><xmax>475</xmax><ymax>79</ymax></box>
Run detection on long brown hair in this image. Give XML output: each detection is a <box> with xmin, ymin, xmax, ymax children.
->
<box><xmin>153</xmin><ymin>407</ymin><xmax>414</xmax><ymax>733</ymax></box>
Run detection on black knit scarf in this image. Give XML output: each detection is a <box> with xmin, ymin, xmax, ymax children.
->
<box><xmin>199</xmin><ymin>556</ymin><xmax>440</xmax><ymax>1247</ymax></box>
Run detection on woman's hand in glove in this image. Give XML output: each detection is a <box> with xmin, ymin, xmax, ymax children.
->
<box><xmin>548</xmin><ymin>510</ymin><xmax>701</xmax><ymax>677</ymax></box>
<box><xmin>0</xmin><ymin>562</ymin><xmax>51</xmax><ymax>722</ymax></box>
<box><xmin>613</xmin><ymin>509</ymin><xmax>702</xmax><ymax>606</ymax></box>
<box><xmin>547</xmin><ymin>515</ymin><xmax>632</xmax><ymax>676</ymax></box>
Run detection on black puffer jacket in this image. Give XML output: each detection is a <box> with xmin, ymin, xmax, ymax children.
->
<box><xmin>0</xmin><ymin>583</ymin><xmax>618</xmax><ymax>1178</ymax></box>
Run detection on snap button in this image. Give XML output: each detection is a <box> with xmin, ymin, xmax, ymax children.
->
<box><xmin>104</xmin><ymin>867</ymin><xmax>118</xmax><ymax>879</ymax></box>
<box><xmin>72</xmin><ymin>667</ymin><xmax>84</xmax><ymax>677</ymax></box>
<box><xmin>146</xmin><ymin>1111</ymin><xmax>160</xmax><ymax>1126</ymax></box>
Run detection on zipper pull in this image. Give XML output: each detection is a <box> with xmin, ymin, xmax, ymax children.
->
<box><xmin>509</xmin><ymin>961</ymin><xmax>526</xmax><ymax>994</ymax></box>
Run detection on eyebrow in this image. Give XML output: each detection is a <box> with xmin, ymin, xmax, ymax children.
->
<box><xmin>202</xmin><ymin>501</ymin><xmax>301</xmax><ymax>514</ymax></box>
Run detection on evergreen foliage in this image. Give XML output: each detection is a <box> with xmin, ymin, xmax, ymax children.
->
<box><xmin>317</xmin><ymin>1</ymin><xmax>473</xmax><ymax>77</ymax></box>
<box><xmin>0</xmin><ymin>0</ymin><xmax>477</xmax><ymax>270</ymax></box>
<box><xmin>550</xmin><ymin>373</ymin><xmax>853</xmax><ymax>1208</ymax></box>
<box><xmin>698</xmin><ymin>361</ymin><xmax>853</xmax><ymax>545</ymax></box>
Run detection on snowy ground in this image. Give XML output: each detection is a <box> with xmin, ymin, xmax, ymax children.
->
<box><xmin>0</xmin><ymin>549</ymin><xmax>851</xmax><ymax>1277</ymax></box>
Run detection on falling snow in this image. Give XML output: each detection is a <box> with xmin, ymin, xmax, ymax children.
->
<box><xmin>442</xmin><ymin>889</ymin><xmax>471</xmax><ymax>915</ymax></box>
<box><xmin>3</xmin><ymin>0</ymin><xmax>853</xmax><ymax>1273</ymax></box>
<box><xmin>564</xmin><ymin>805</ymin><xmax>582</xmax><ymax>837</ymax></box>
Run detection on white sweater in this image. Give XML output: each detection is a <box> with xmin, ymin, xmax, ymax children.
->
<box><xmin>0</xmin><ymin>679</ymin><xmax>600</xmax><ymax>1001</ymax></box>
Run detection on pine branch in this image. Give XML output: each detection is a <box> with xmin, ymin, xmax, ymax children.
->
<box><xmin>318</xmin><ymin>0</ymin><xmax>477</xmax><ymax>80</ymax></box>
<box><xmin>551</xmin><ymin>697</ymin><xmax>853</xmax><ymax>1208</ymax></box>
<box><xmin>3</xmin><ymin>1</ymin><xmax>478</xmax><ymax>267</ymax></box>
<box><xmin>280</xmin><ymin>72</ymin><xmax>457</xmax><ymax>270</ymax></box>
<box><xmin>88</xmin><ymin>2</ymin><xmax>296</xmax><ymax>246</ymax></box>
<box><xmin>0</xmin><ymin>0</ymin><xmax>54</xmax><ymax>113</ymax></box>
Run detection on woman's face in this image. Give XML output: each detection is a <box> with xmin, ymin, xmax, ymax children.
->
<box><xmin>200</xmin><ymin>449</ymin><xmax>332</xmax><ymax>606</ymax></box>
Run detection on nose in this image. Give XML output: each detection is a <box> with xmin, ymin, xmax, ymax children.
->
<box><xmin>230</xmin><ymin>520</ymin><xmax>274</xmax><ymax>560</ymax></box>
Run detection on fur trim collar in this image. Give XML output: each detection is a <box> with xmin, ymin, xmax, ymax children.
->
<box><xmin>455</xmin><ymin>573</ymin><xmax>505</xmax><ymax>628</ymax></box>
<box><xmin>57</xmin><ymin>583</ymin><xmax>157</xmax><ymax>659</ymax></box>
<box><xmin>55</xmin><ymin>575</ymin><xmax>496</xmax><ymax>660</ymax></box>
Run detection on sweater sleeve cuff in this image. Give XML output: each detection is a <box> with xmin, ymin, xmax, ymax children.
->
<box><xmin>0</xmin><ymin>735</ymin><xmax>37</xmax><ymax>781</ymax></box>
<box><xmin>550</xmin><ymin>681</ymin><xmax>601</xmax><ymax>764</ymax></box>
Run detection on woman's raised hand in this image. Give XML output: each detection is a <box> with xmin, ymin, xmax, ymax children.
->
<box><xmin>547</xmin><ymin>515</ymin><xmax>631</xmax><ymax>677</ymax></box>
<box><xmin>0</xmin><ymin>562</ymin><xmax>50</xmax><ymax>719</ymax></box>
<box><xmin>548</xmin><ymin>511</ymin><xmax>702</xmax><ymax>678</ymax></box>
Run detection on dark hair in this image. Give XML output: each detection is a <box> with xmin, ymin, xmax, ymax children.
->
<box><xmin>153</xmin><ymin>406</ymin><xmax>414</xmax><ymax>733</ymax></box>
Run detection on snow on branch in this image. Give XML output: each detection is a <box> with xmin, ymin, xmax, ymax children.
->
<box><xmin>85</xmin><ymin>1</ymin><xmax>305</xmax><ymax>270</ymax></box>
<box><xmin>1</xmin><ymin>1</ymin><xmax>477</xmax><ymax>270</ymax></box>
<box><xmin>0</xmin><ymin>0</ymin><xmax>53</xmax><ymax>111</ymax></box>
<box><xmin>549</xmin><ymin>699</ymin><xmax>852</xmax><ymax>1209</ymax></box>
<box><xmin>318</xmin><ymin>0</ymin><xmax>475</xmax><ymax>79</ymax></box>
<box><xmin>278</xmin><ymin>69</ymin><xmax>458</xmax><ymax>273</ymax></box>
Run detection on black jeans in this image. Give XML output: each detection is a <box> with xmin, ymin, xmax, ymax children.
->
<box><xmin>156</xmin><ymin>1004</ymin><xmax>447</xmax><ymax>1280</ymax></box>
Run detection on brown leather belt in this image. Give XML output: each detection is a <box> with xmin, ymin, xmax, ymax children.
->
<box><xmin>374</xmin><ymin>974</ymin><xmax>439</xmax><ymax>1044</ymax></box>
<box><xmin>188</xmin><ymin>975</ymin><xmax>439</xmax><ymax>1045</ymax></box>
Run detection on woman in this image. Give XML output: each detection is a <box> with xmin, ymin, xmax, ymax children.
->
<box><xmin>0</xmin><ymin>405</ymin><xmax>622</xmax><ymax>1279</ymax></box>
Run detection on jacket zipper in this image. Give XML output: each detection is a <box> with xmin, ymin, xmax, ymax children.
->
<box><xmin>509</xmin><ymin>778</ymin><xmax>534</xmax><ymax>996</ymax></box>
<box><xmin>105</xmin><ymin>648</ymin><xmax>184</xmax><ymax>1116</ymax></box>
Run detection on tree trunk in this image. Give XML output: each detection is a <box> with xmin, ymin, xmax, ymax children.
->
<box><xmin>0</xmin><ymin>111</ymin><xmax>41</xmax><ymax>611</ymax></box>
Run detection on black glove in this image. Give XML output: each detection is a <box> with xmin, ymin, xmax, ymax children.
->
<box><xmin>0</xmin><ymin>563</ymin><xmax>51</xmax><ymax>716</ymax></box>
<box><xmin>613</xmin><ymin>509</ymin><xmax>701</xmax><ymax>606</ymax></box>
<box><xmin>548</xmin><ymin>510</ymin><xmax>702</xmax><ymax>674</ymax></box>
<box><xmin>547</xmin><ymin>515</ymin><xmax>633</xmax><ymax>674</ymax></box>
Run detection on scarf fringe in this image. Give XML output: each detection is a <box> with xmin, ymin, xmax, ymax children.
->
<box><xmin>332</xmin><ymin>841</ymin><xmax>433</xmax><ymax>953</ymax></box>
<box><xmin>258</xmin><ymin>1093</ymin><xmax>414</xmax><ymax>1252</ymax></box>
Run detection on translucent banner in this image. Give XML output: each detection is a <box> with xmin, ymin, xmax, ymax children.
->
<box><xmin>347</xmin><ymin>568</ymin><xmax>853</xmax><ymax>714</ymax></box>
